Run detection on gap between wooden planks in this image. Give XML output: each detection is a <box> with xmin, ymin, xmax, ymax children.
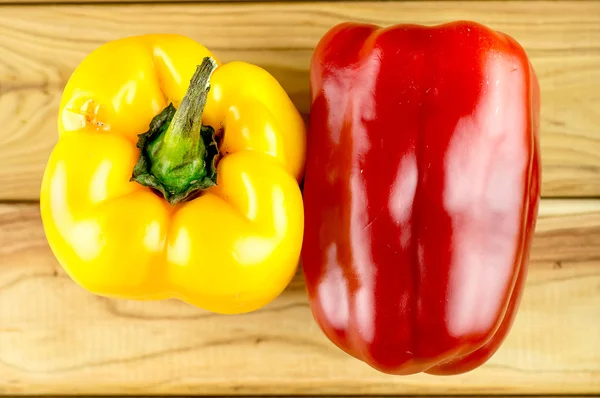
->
<box><xmin>0</xmin><ymin>1</ymin><xmax>599</xmax><ymax>200</ymax></box>
<box><xmin>1</xmin><ymin>198</ymin><xmax>599</xmax><ymax>395</ymax></box>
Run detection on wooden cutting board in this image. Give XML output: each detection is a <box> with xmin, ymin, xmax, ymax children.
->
<box><xmin>0</xmin><ymin>0</ymin><xmax>599</xmax><ymax>395</ymax></box>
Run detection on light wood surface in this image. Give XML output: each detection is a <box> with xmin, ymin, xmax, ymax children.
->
<box><xmin>1</xmin><ymin>0</ymin><xmax>599</xmax><ymax>395</ymax></box>
<box><xmin>0</xmin><ymin>0</ymin><xmax>263</xmax><ymax>3</ymax></box>
<box><xmin>0</xmin><ymin>1</ymin><xmax>599</xmax><ymax>200</ymax></box>
<box><xmin>1</xmin><ymin>199</ymin><xmax>599</xmax><ymax>395</ymax></box>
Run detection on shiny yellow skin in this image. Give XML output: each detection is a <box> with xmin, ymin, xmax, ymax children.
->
<box><xmin>40</xmin><ymin>34</ymin><xmax>307</xmax><ymax>314</ymax></box>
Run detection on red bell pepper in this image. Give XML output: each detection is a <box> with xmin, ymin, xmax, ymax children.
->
<box><xmin>301</xmin><ymin>21</ymin><xmax>541</xmax><ymax>375</ymax></box>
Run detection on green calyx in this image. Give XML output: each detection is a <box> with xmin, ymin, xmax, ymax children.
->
<box><xmin>130</xmin><ymin>57</ymin><xmax>220</xmax><ymax>205</ymax></box>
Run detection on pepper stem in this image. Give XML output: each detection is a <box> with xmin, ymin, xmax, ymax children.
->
<box><xmin>130</xmin><ymin>57</ymin><xmax>220</xmax><ymax>205</ymax></box>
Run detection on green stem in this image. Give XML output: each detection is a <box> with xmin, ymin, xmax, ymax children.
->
<box><xmin>130</xmin><ymin>57</ymin><xmax>220</xmax><ymax>205</ymax></box>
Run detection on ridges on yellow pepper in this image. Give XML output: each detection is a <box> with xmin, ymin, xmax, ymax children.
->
<box><xmin>40</xmin><ymin>34</ymin><xmax>307</xmax><ymax>314</ymax></box>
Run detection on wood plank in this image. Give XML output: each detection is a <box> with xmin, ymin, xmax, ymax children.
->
<box><xmin>1</xmin><ymin>198</ymin><xmax>599</xmax><ymax>395</ymax></box>
<box><xmin>0</xmin><ymin>1</ymin><xmax>599</xmax><ymax>200</ymax></box>
<box><xmin>0</xmin><ymin>0</ymin><xmax>237</xmax><ymax>3</ymax></box>
<box><xmin>0</xmin><ymin>0</ymin><xmax>292</xmax><ymax>3</ymax></box>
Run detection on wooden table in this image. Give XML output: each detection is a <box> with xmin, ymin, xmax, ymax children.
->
<box><xmin>1</xmin><ymin>0</ymin><xmax>599</xmax><ymax>396</ymax></box>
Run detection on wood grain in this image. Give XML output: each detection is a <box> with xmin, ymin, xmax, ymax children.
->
<box><xmin>1</xmin><ymin>199</ymin><xmax>599</xmax><ymax>395</ymax></box>
<box><xmin>0</xmin><ymin>1</ymin><xmax>599</xmax><ymax>200</ymax></box>
<box><xmin>0</xmin><ymin>0</ymin><xmax>282</xmax><ymax>3</ymax></box>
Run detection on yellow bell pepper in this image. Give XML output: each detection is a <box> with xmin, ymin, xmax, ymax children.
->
<box><xmin>40</xmin><ymin>34</ymin><xmax>307</xmax><ymax>314</ymax></box>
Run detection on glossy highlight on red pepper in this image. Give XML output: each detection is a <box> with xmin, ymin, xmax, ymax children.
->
<box><xmin>301</xmin><ymin>21</ymin><xmax>541</xmax><ymax>375</ymax></box>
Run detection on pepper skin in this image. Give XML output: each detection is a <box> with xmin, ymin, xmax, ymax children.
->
<box><xmin>40</xmin><ymin>34</ymin><xmax>306</xmax><ymax>314</ymax></box>
<box><xmin>301</xmin><ymin>21</ymin><xmax>541</xmax><ymax>375</ymax></box>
